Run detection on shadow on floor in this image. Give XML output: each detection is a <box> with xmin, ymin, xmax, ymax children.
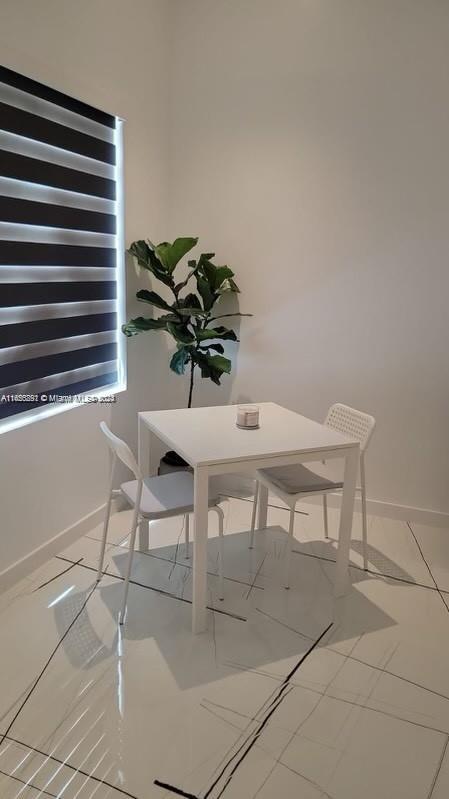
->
<box><xmin>292</xmin><ymin>537</ymin><xmax>417</xmax><ymax>585</ymax></box>
<box><xmin>74</xmin><ymin>528</ymin><xmax>398</xmax><ymax>689</ymax></box>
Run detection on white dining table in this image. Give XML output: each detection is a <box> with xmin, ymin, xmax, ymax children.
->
<box><xmin>137</xmin><ymin>402</ymin><xmax>360</xmax><ymax>633</ymax></box>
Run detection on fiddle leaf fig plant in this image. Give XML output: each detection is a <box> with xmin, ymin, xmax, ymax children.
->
<box><xmin>123</xmin><ymin>237</ymin><xmax>251</xmax><ymax>408</ymax></box>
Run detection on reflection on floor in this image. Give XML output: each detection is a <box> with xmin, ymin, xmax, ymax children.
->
<box><xmin>1</xmin><ymin>496</ymin><xmax>449</xmax><ymax>798</ymax></box>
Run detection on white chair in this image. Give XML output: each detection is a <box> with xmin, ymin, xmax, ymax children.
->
<box><xmin>249</xmin><ymin>403</ymin><xmax>376</xmax><ymax>587</ymax></box>
<box><xmin>97</xmin><ymin>422</ymin><xmax>225</xmax><ymax>623</ymax></box>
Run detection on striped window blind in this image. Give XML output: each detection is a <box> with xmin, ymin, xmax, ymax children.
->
<box><xmin>0</xmin><ymin>65</ymin><xmax>125</xmax><ymax>432</ymax></box>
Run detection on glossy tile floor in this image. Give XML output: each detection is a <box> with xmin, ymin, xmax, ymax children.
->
<box><xmin>1</xmin><ymin>496</ymin><xmax>449</xmax><ymax>798</ymax></box>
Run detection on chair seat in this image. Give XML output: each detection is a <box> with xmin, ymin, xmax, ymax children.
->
<box><xmin>259</xmin><ymin>463</ymin><xmax>343</xmax><ymax>495</ymax></box>
<box><xmin>121</xmin><ymin>471</ymin><xmax>220</xmax><ymax>519</ymax></box>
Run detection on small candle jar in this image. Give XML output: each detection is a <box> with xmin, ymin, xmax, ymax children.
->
<box><xmin>236</xmin><ymin>404</ymin><xmax>260</xmax><ymax>429</ymax></box>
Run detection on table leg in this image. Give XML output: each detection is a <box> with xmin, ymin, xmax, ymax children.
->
<box><xmin>334</xmin><ymin>446</ymin><xmax>359</xmax><ymax>596</ymax></box>
<box><xmin>137</xmin><ymin>416</ymin><xmax>150</xmax><ymax>551</ymax></box>
<box><xmin>193</xmin><ymin>466</ymin><xmax>209</xmax><ymax>634</ymax></box>
<box><xmin>257</xmin><ymin>483</ymin><xmax>269</xmax><ymax>529</ymax></box>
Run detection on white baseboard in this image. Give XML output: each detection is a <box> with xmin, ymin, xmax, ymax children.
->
<box><xmin>299</xmin><ymin>492</ymin><xmax>449</xmax><ymax>528</ymax></box>
<box><xmin>220</xmin><ymin>483</ymin><xmax>449</xmax><ymax>528</ymax></box>
<box><xmin>0</xmin><ymin>504</ymin><xmax>107</xmax><ymax>595</ymax></box>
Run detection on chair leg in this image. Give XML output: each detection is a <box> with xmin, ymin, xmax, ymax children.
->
<box><xmin>360</xmin><ymin>456</ymin><xmax>368</xmax><ymax>571</ymax></box>
<box><xmin>119</xmin><ymin>483</ymin><xmax>142</xmax><ymax>625</ymax></box>
<box><xmin>96</xmin><ymin>492</ymin><xmax>113</xmax><ymax>582</ymax></box>
<box><xmin>323</xmin><ymin>494</ymin><xmax>329</xmax><ymax>539</ymax></box>
<box><xmin>214</xmin><ymin>506</ymin><xmax>225</xmax><ymax>600</ymax></box>
<box><xmin>249</xmin><ymin>480</ymin><xmax>259</xmax><ymax>549</ymax></box>
<box><xmin>284</xmin><ymin>507</ymin><xmax>295</xmax><ymax>589</ymax></box>
<box><xmin>138</xmin><ymin>519</ymin><xmax>149</xmax><ymax>552</ymax></box>
<box><xmin>97</xmin><ymin>454</ymin><xmax>117</xmax><ymax>582</ymax></box>
<box><xmin>184</xmin><ymin>513</ymin><xmax>190</xmax><ymax>559</ymax></box>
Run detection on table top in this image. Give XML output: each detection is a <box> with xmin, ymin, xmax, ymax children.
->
<box><xmin>139</xmin><ymin>402</ymin><xmax>359</xmax><ymax>468</ymax></box>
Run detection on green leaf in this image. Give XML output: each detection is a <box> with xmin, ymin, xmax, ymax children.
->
<box><xmin>136</xmin><ymin>290</ymin><xmax>173</xmax><ymax>313</ymax></box>
<box><xmin>178</xmin><ymin>293</ymin><xmax>202</xmax><ymax>310</ymax></box>
<box><xmin>157</xmin><ymin>312</ymin><xmax>182</xmax><ymax>323</ymax></box>
<box><xmin>174</xmin><ymin>264</ymin><xmax>198</xmax><ymax>294</ymax></box>
<box><xmin>209</xmin><ymin>312</ymin><xmax>253</xmax><ymax>322</ymax></box>
<box><xmin>176</xmin><ymin>306</ymin><xmax>209</xmax><ymax>318</ymax></box>
<box><xmin>200</xmin><ymin>259</ymin><xmax>217</xmax><ymax>288</ymax></box>
<box><xmin>201</xmin><ymin>342</ymin><xmax>224</xmax><ymax>354</ymax></box>
<box><xmin>213</xmin><ymin>266</ymin><xmax>234</xmax><ymax>290</ymax></box>
<box><xmin>166</xmin><ymin>322</ymin><xmax>195</xmax><ymax>344</ymax></box>
<box><xmin>197</xmin><ymin>255</ymin><xmax>234</xmax><ymax>290</ymax></box>
<box><xmin>155</xmin><ymin>237</ymin><xmax>198</xmax><ymax>274</ymax></box>
<box><xmin>170</xmin><ymin>347</ymin><xmax>191</xmax><ymax>375</ymax></box>
<box><xmin>175</xmin><ymin>293</ymin><xmax>207</xmax><ymax>320</ymax></box>
<box><xmin>192</xmin><ymin>350</ymin><xmax>232</xmax><ymax>385</ymax></box>
<box><xmin>128</xmin><ymin>240</ymin><xmax>151</xmax><ymax>266</ymax></box>
<box><xmin>196</xmin><ymin>276</ymin><xmax>215</xmax><ymax>311</ymax></box>
<box><xmin>195</xmin><ymin>326</ymin><xmax>238</xmax><ymax>342</ymax></box>
<box><xmin>206</xmin><ymin>353</ymin><xmax>232</xmax><ymax>374</ymax></box>
<box><xmin>128</xmin><ymin>240</ymin><xmax>174</xmax><ymax>287</ymax></box>
<box><xmin>121</xmin><ymin>316</ymin><xmax>170</xmax><ymax>336</ymax></box>
<box><xmin>213</xmin><ymin>325</ymin><xmax>239</xmax><ymax>339</ymax></box>
<box><xmin>192</xmin><ymin>351</ymin><xmax>221</xmax><ymax>385</ymax></box>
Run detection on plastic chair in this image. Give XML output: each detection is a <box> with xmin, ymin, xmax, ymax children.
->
<box><xmin>97</xmin><ymin>422</ymin><xmax>225</xmax><ymax>623</ymax></box>
<box><xmin>249</xmin><ymin>403</ymin><xmax>376</xmax><ymax>586</ymax></box>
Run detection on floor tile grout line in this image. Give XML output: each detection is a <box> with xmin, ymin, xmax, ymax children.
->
<box><xmin>244</xmin><ymin>554</ymin><xmax>267</xmax><ymax>600</ymax></box>
<box><xmin>55</xmin><ymin>556</ymin><xmax>247</xmax><ymax>622</ymax></box>
<box><xmin>322</xmin><ymin>688</ymin><xmax>449</xmax><ymax>736</ymax></box>
<box><xmin>206</xmin><ymin>622</ymin><xmax>335</xmax><ymax>799</ymax></box>
<box><xmin>154</xmin><ymin>623</ymin><xmax>333</xmax><ymax>799</ymax></box>
<box><xmin>249</xmin><ymin>651</ymin><xmax>425</xmax><ymax>733</ymax></box>
<box><xmin>0</xmin><ymin>683</ymin><xmax>41</xmax><ymax>734</ymax></box>
<box><xmin>407</xmin><ymin>521</ymin><xmax>449</xmax><ymax>613</ymax></box>
<box><xmin>57</xmin><ymin>556</ymin><xmax>247</xmax><ymax>622</ymax></box>
<box><xmin>272</xmin><ymin>761</ymin><xmax>336</xmax><ymax>799</ymax></box>
<box><xmin>428</xmin><ymin>735</ymin><xmax>449</xmax><ymax>799</ymax></box>
<box><xmin>255</xmin><ymin>607</ymin><xmax>449</xmax><ymax>703</ymax></box>
<box><xmin>87</xmin><ymin>513</ymin><xmax>447</xmax><ymax>596</ymax></box>
<box><xmin>0</xmin><ymin>766</ymin><xmax>58</xmax><ymax>798</ymax></box>
<box><xmin>101</xmin><ymin>539</ymin><xmax>264</xmax><ymax>592</ymax></box>
<box><xmin>184</xmin><ymin>622</ymin><xmax>334</xmax><ymax>799</ymax></box>
<box><xmin>32</xmin><ymin>558</ymin><xmax>84</xmax><ymax>592</ymax></box>
<box><xmin>2</xmin><ymin>735</ymin><xmax>140</xmax><ymax>799</ymax></box>
<box><xmin>291</xmin><ymin>547</ymin><xmax>449</xmax><ymax>596</ymax></box>
<box><xmin>199</xmin><ymin>697</ymin><xmax>324</xmax><ymax>774</ymax></box>
<box><xmin>258</xmin><ymin>637</ymin><xmax>400</xmax><ymax>798</ymax></box>
<box><xmin>198</xmin><ymin>666</ymin><xmax>291</xmax><ymax>793</ymax></box>
<box><xmin>219</xmin><ymin>658</ymin><xmax>449</xmax><ymax>788</ymax></box>
<box><xmin>258</xmin><ymin>634</ymin><xmax>365</xmax><ymax>799</ymax></box>
<box><xmin>0</xmin><ymin>582</ymin><xmax>97</xmax><ymax>750</ymax></box>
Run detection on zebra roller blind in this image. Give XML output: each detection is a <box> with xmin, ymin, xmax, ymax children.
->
<box><xmin>0</xmin><ymin>65</ymin><xmax>125</xmax><ymax>431</ymax></box>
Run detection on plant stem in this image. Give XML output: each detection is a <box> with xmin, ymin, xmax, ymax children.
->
<box><xmin>188</xmin><ymin>358</ymin><xmax>195</xmax><ymax>408</ymax></box>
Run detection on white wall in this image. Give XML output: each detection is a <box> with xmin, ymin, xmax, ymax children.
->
<box><xmin>0</xmin><ymin>0</ymin><xmax>175</xmax><ymax>575</ymax></box>
<box><xmin>168</xmin><ymin>0</ymin><xmax>449</xmax><ymax>515</ymax></box>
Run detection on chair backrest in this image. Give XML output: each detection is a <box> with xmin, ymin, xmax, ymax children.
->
<box><xmin>99</xmin><ymin>421</ymin><xmax>141</xmax><ymax>479</ymax></box>
<box><xmin>325</xmin><ymin>403</ymin><xmax>375</xmax><ymax>452</ymax></box>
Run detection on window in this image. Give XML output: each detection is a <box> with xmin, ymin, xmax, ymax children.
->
<box><xmin>0</xmin><ymin>65</ymin><xmax>125</xmax><ymax>432</ymax></box>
